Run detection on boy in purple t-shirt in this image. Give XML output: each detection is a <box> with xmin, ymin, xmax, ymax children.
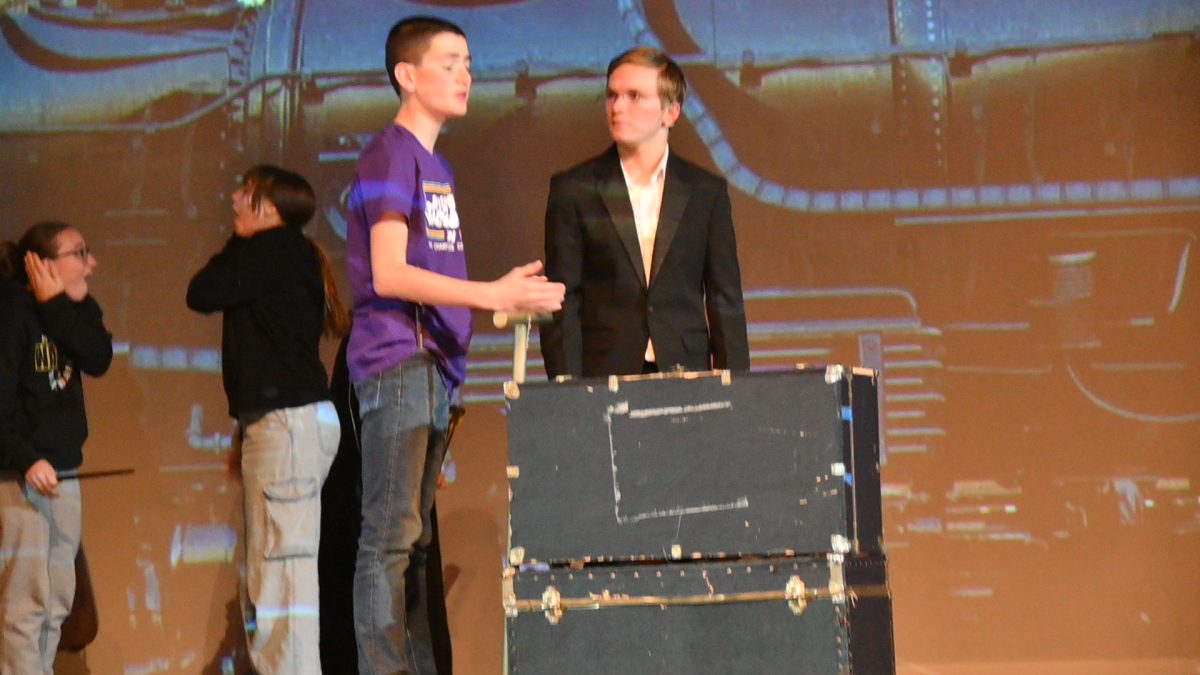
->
<box><xmin>345</xmin><ymin>16</ymin><xmax>563</xmax><ymax>675</ymax></box>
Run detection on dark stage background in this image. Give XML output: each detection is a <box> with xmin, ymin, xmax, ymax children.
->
<box><xmin>2</xmin><ymin>0</ymin><xmax>1198</xmax><ymax>672</ymax></box>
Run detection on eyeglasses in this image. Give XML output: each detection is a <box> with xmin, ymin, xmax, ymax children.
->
<box><xmin>54</xmin><ymin>246</ymin><xmax>92</xmax><ymax>262</ymax></box>
<box><xmin>604</xmin><ymin>90</ymin><xmax>661</xmax><ymax>106</ymax></box>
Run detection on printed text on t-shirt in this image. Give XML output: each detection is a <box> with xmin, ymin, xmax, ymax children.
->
<box><xmin>423</xmin><ymin>181</ymin><xmax>463</xmax><ymax>252</ymax></box>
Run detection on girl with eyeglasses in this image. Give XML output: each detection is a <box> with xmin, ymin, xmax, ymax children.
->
<box><xmin>0</xmin><ymin>221</ymin><xmax>112</xmax><ymax>673</ymax></box>
<box><xmin>186</xmin><ymin>164</ymin><xmax>348</xmax><ymax>674</ymax></box>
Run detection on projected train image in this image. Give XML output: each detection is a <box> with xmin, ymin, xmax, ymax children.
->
<box><xmin>2</xmin><ymin>0</ymin><xmax>1197</xmax><ymax>671</ymax></box>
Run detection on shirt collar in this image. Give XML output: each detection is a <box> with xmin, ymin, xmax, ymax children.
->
<box><xmin>619</xmin><ymin>145</ymin><xmax>670</xmax><ymax>190</ymax></box>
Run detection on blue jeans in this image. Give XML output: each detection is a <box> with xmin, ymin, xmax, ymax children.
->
<box><xmin>353</xmin><ymin>353</ymin><xmax>450</xmax><ymax>675</ymax></box>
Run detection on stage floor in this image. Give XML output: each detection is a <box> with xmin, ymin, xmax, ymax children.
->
<box><xmin>897</xmin><ymin>659</ymin><xmax>1200</xmax><ymax>674</ymax></box>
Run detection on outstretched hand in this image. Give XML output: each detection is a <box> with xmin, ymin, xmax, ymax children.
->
<box><xmin>490</xmin><ymin>261</ymin><xmax>565</xmax><ymax>313</ymax></box>
<box><xmin>24</xmin><ymin>252</ymin><xmax>67</xmax><ymax>302</ymax></box>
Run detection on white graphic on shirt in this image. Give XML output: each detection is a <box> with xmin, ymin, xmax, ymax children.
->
<box><xmin>49</xmin><ymin>364</ymin><xmax>74</xmax><ymax>392</ymax></box>
<box><xmin>423</xmin><ymin>181</ymin><xmax>464</xmax><ymax>253</ymax></box>
<box><xmin>34</xmin><ymin>335</ymin><xmax>73</xmax><ymax>391</ymax></box>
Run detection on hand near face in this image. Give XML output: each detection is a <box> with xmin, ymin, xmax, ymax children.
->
<box><xmin>62</xmin><ymin>270</ymin><xmax>90</xmax><ymax>302</ymax></box>
<box><xmin>24</xmin><ymin>251</ymin><xmax>67</xmax><ymax>302</ymax></box>
<box><xmin>232</xmin><ymin>186</ymin><xmax>282</xmax><ymax>238</ymax></box>
<box><xmin>233</xmin><ymin>206</ymin><xmax>260</xmax><ymax>238</ymax></box>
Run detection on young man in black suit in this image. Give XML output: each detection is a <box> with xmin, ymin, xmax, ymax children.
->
<box><xmin>542</xmin><ymin>47</ymin><xmax>750</xmax><ymax>378</ymax></box>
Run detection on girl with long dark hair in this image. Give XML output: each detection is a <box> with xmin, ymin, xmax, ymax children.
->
<box><xmin>0</xmin><ymin>221</ymin><xmax>112</xmax><ymax>673</ymax></box>
<box><xmin>186</xmin><ymin>165</ymin><xmax>347</xmax><ymax>674</ymax></box>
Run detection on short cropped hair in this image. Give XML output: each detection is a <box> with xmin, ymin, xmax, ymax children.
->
<box><xmin>385</xmin><ymin>16</ymin><xmax>467</xmax><ymax>96</ymax></box>
<box><xmin>606</xmin><ymin>47</ymin><xmax>686</xmax><ymax>105</ymax></box>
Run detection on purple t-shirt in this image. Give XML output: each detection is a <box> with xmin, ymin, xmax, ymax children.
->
<box><xmin>345</xmin><ymin>124</ymin><xmax>472</xmax><ymax>388</ymax></box>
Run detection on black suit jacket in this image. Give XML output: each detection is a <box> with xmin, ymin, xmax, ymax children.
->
<box><xmin>542</xmin><ymin>145</ymin><xmax>750</xmax><ymax>378</ymax></box>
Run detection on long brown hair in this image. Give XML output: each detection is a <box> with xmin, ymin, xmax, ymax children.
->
<box><xmin>240</xmin><ymin>165</ymin><xmax>348</xmax><ymax>337</ymax></box>
<box><xmin>312</xmin><ymin>239</ymin><xmax>350</xmax><ymax>338</ymax></box>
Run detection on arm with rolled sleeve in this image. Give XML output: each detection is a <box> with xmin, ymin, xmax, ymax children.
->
<box><xmin>702</xmin><ymin>180</ymin><xmax>750</xmax><ymax>371</ymax></box>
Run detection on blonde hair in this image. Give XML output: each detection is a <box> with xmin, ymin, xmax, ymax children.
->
<box><xmin>607</xmin><ymin>47</ymin><xmax>687</xmax><ymax>105</ymax></box>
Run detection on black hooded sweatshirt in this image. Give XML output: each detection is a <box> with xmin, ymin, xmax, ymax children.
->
<box><xmin>0</xmin><ymin>280</ymin><xmax>113</xmax><ymax>473</ymax></box>
<box><xmin>186</xmin><ymin>225</ymin><xmax>329</xmax><ymax>418</ymax></box>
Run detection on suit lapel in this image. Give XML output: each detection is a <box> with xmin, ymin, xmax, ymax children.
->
<box><xmin>650</xmin><ymin>157</ymin><xmax>690</xmax><ymax>286</ymax></box>
<box><xmin>596</xmin><ymin>150</ymin><xmax>648</xmax><ymax>286</ymax></box>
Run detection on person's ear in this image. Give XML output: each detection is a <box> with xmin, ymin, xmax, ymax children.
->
<box><xmin>663</xmin><ymin>100</ymin><xmax>682</xmax><ymax>128</ymax></box>
<box><xmin>395</xmin><ymin>61</ymin><xmax>418</xmax><ymax>95</ymax></box>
